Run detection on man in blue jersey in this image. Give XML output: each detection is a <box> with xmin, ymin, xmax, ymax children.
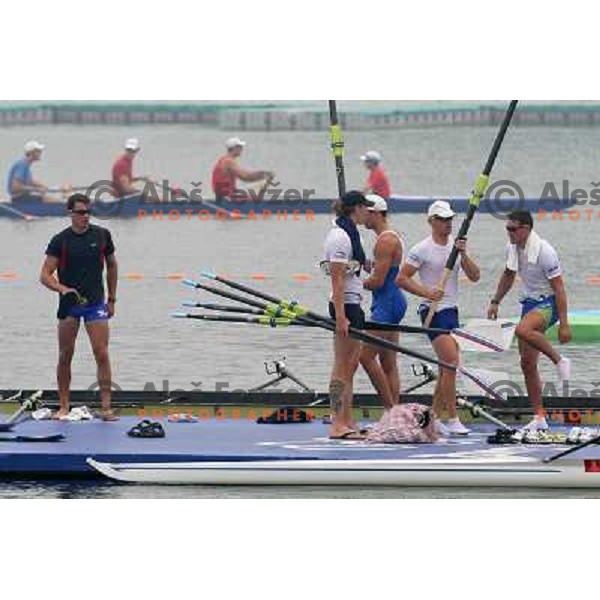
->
<box><xmin>361</xmin><ymin>194</ymin><xmax>407</xmax><ymax>408</ymax></box>
<box><xmin>7</xmin><ymin>141</ymin><xmax>52</xmax><ymax>201</ymax></box>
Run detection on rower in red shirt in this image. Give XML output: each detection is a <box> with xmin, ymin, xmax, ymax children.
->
<box><xmin>361</xmin><ymin>150</ymin><xmax>391</xmax><ymax>199</ymax></box>
<box><xmin>111</xmin><ymin>138</ymin><xmax>149</xmax><ymax>197</ymax></box>
<box><xmin>211</xmin><ymin>137</ymin><xmax>275</xmax><ymax>201</ymax></box>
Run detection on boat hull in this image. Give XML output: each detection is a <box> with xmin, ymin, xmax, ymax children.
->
<box><xmin>0</xmin><ymin>194</ymin><xmax>578</xmax><ymax>218</ymax></box>
<box><xmin>87</xmin><ymin>457</ymin><xmax>598</xmax><ymax>487</ymax></box>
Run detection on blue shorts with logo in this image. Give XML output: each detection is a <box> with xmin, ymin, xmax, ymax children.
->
<box><xmin>419</xmin><ymin>305</ymin><xmax>459</xmax><ymax>341</ymax></box>
<box><xmin>62</xmin><ymin>301</ymin><xmax>110</xmax><ymax>322</ymax></box>
<box><xmin>520</xmin><ymin>295</ymin><xmax>558</xmax><ymax>329</ymax></box>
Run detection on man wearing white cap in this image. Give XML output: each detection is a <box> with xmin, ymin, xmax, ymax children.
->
<box><xmin>211</xmin><ymin>137</ymin><xmax>274</xmax><ymax>202</ymax></box>
<box><xmin>361</xmin><ymin>150</ymin><xmax>391</xmax><ymax>199</ymax></box>
<box><xmin>7</xmin><ymin>141</ymin><xmax>50</xmax><ymax>201</ymax></box>
<box><xmin>397</xmin><ymin>200</ymin><xmax>480</xmax><ymax>436</ymax></box>
<box><xmin>111</xmin><ymin>138</ymin><xmax>148</xmax><ymax>198</ymax></box>
<box><xmin>360</xmin><ymin>194</ymin><xmax>407</xmax><ymax>408</ymax></box>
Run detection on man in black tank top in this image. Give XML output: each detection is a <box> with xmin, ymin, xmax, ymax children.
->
<box><xmin>40</xmin><ymin>194</ymin><xmax>119</xmax><ymax>421</ymax></box>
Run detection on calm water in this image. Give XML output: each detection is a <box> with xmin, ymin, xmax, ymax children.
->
<box><xmin>1</xmin><ymin>118</ymin><xmax>599</xmax><ymax>498</ymax></box>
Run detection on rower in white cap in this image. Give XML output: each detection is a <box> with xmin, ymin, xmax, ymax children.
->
<box><xmin>211</xmin><ymin>137</ymin><xmax>275</xmax><ymax>202</ymax></box>
<box><xmin>7</xmin><ymin>141</ymin><xmax>56</xmax><ymax>202</ymax></box>
<box><xmin>111</xmin><ymin>138</ymin><xmax>149</xmax><ymax>197</ymax></box>
<box><xmin>397</xmin><ymin>199</ymin><xmax>481</xmax><ymax>436</ymax></box>
<box><xmin>361</xmin><ymin>150</ymin><xmax>391</xmax><ymax>199</ymax></box>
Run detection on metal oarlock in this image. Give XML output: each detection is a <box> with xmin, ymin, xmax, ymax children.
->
<box><xmin>249</xmin><ymin>357</ymin><xmax>312</xmax><ymax>393</ymax></box>
<box><xmin>0</xmin><ymin>390</ymin><xmax>44</xmax><ymax>431</ymax></box>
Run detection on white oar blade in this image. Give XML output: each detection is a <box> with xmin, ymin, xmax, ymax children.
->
<box><xmin>452</xmin><ymin>318</ymin><xmax>516</xmax><ymax>353</ymax></box>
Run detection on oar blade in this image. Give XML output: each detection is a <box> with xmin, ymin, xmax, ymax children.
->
<box><xmin>452</xmin><ymin>318</ymin><xmax>516</xmax><ymax>353</ymax></box>
<box><xmin>199</xmin><ymin>271</ymin><xmax>217</xmax><ymax>280</ymax></box>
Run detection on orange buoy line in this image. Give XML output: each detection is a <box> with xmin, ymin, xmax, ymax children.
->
<box><xmin>0</xmin><ymin>270</ymin><xmax>19</xmax><ymax>280</ymax></box>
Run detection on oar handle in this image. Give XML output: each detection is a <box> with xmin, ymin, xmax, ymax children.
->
<box><xmin>423</xmin><ymin>268</ymin><xmax>453</xmax><ymax>328</ymax></box>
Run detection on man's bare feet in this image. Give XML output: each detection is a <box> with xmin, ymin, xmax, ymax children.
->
<box><xmin>100</xmin><ymin>409</ymin><xmax>119</xmax><ymax>422</ymax></box>
<box><xmin>53</xmin><ymin>408</ymin><xmax>69</xmax><ymax>420</ymax></box>
<box><xmin>329</xmin><ymin>427</ymin><xmax>365</xmax><ymax>441</ymax></box>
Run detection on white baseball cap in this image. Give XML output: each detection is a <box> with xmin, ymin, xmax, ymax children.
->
<box><xmin>360</xmin><ymin>150</ymin><xmax>382</xmax><ymax>164</ymax></box>
<box><xmin>427</xmin><ymin>200</ymin><xmax>456</xmax><ymax>219</ymax></box>
<box><xmin>124</xmin><ymin>138</ymin><xmax>141</xmax><ymax>151</ymax></box>
<box><xmin>24</xmin><ymin>140</ymin><xmax>45</xmax><ymax>153</ymax></box>
<box><xmin>366</xmin><ymin>194</ymin><xmax>388</xmax><ymax>212</ymax></box>
<box><xmin>225</xmin><ymin>137</ymin><xmax>246</xmax><ymax>150</ymax></box>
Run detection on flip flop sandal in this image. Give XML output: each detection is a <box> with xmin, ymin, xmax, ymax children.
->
<box><xmin>487</xmin><ymin>428</ymin><xmax>517</xmax><ymax>444</ymax></box>
<box><xmin>127</xmin><ymin>420</ymin><xmax>165</xmax><ymax>438</ymax></box>
<box><xmin>329</xmin><ymin>429</ymin><xmax>365</xmax><ymax>441</ymax></box>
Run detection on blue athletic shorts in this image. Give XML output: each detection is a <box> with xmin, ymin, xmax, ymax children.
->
<box><xmin>371</xmin><ymin>291</ymin><xmax>408</xmax><ymax>325</ymax></box>
<box><xmin>520</xmin><ymin>295</ymin><xmax>558</xmax><ymax>329</ymax></box>
<box><xmin>62</xmin><ymin>301</ymin><xmax>110</xmax><ymax>322</ymax></box>
<box><xmin>419</xmin><ymin>305</ymin><xmax>459</xmax><ymax>342</ymax></box>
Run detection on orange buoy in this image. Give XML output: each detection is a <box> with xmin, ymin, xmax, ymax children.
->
<box><xmin>586</xmin><ymin>275</ymin><xmax>600</xmax><ymax>286</ymax></box>
<box><xmin>292</xmin><ymin>273</ymin><xmax>311</xmax><ymax>282</ymax></box>
<box><xmin>0</xmin><ymin>270</ymin><xmax>18</xmax><ymax>280</ymax></box>
<box><xmin>250</xmin><ymin>273</ymin><xmax>267</xmax><ymax>281</ymax></box>
<box><xmin>167</xmin><ymin>272</ymin><xmax>185</xmax><ymax>281</ymax></box>
<box><xmin>123</xmin><ymin>272</ymin><xmax>144</xmax><ymax>281</ymax></box>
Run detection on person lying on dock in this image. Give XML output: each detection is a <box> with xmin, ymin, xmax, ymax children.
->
<box><xmin>360</xmin><ymin>194</ymin><xmax>407</xmax><ymax>409</ymax></box>
<box><xmin>211</xmin><ymin>137</ymin><xmax>275</xmax><ymax>202</ymax></box>
<box><xmin>111</xmin><ymin>138</ymin><xmax>149</xmax><ymax>198</ymax></box>
<box><xmin>397</xmin><ymin>200</ymin><xmax>480</xmax><ymax>436</ymax></box>
<box><xmin>487</xmin><ymin>209</ymin><xmax>571</xmax><ymax>432</ymax></box>
<box><xmin>360</xmin><ymin>150</ymin><xmax>391</xmax><ymax>199</ymax></box>
<box><xmin>7</xmin><ymin>141</ymin><xmax>65</xmax><ymax>202</ymax></box>
<box><xmin>39</xmin><ymin>194</ymin><xmax>119</xmax><ymax>422</ymax></box>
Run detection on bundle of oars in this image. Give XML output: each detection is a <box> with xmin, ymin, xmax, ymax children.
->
<box><xmin>172</xmin><ymin>272</ymin><xmax>514</xmax><ymax>416</ymax></box>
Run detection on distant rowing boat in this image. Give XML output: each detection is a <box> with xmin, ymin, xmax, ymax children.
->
<box><xmin>0</xmin><ymin>193</ymin><xmax>578</xmax><ymax>218</ymax></box>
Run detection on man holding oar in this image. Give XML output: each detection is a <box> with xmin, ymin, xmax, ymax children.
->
<box><xmin>360</xmin><ymin>194</ymin><xmax>407</xmax><ymax>408</ymax></box>
<box><xmin>7</xmin><ymin>141</ymin><xmax>62</xmax><ymax>202</ymax></box>
<box><xmin>324</xmin><ymin>190</ymin><xmax>374</xmax><ymax>440</ymax></box>
<box><xmin>397</xmin><ymin>200</ymin><xmax>480</xmax><ymax>436</ymax></box>
<box><xmin>487</xmin><ymin>209</ymin><xmax>571</xmax><ymax>431</ymax></box>
<box><xmin>211</xmin><ymin>137</ymin><xmax>274</xmax><ymax>202</ymax></box>
<box><xmin>111</xmin><ymin>138</ymin><xmax>149</xmax><ymax>197</ymax></box>
<box><xmin>40</xmin><ymin>194</ymin><xmax>119</xmax><ymax>421</ymax></box>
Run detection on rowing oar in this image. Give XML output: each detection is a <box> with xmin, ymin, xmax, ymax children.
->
<box><xmin>0</xmin><ymin>203</ymin><xmax>37</xmax><ymax>221</ymax></box>
<box><xmin>149</xmin><ymin>179</ymin><xmax>234</xmax><ymax>218</ymax></box>
<box><xmin>193</xmin><ymin>272</ymin><xmax>506</xmax><ymax>403</ymax></box>
<box><xmin>423</xmin><ymin>100</ymin><xmax>519</xmax><ymax>327</ymax></box>
<box><xmin>175</xmin><ymin>309</ymin><xmax>511</xmax><ymax>427</ymax></box>
<box><xmin>173</xmin><ymin>312</ymin><xmax>301</xmax><ymax>327</ymax></box>
<box><xmin>185</xmin><ymin>277</ymin><xmax>456</xmax><ymax>371</ymax></box>
<box><xmin>183</xmin><ymin>300</ymin><xmax>512</xmax><ymax>352</ymax></box>
<box><xmin>328</xmin><ymin>100</ymin><xmax>346</xmax><ymax>197</ymax></box>
<box><xmin>543</xmin><ymin>433</ymin><xmax>600</xmax><ymax>463</ymax></box>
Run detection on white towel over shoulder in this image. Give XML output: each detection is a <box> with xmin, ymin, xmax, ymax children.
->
<box><xmin>506</xmin><ymin>230</ymin><xmax>542</xmax><ymax>271</ymax></box>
